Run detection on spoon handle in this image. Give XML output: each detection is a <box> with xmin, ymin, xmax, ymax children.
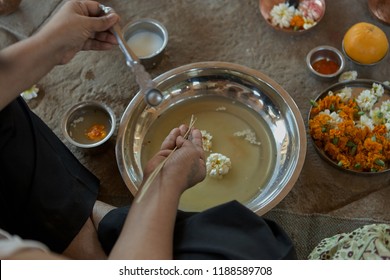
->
<box><xmin>99</xmin><ymin>4</ymin><xmax>163</xmax><ymax>106</ymax></box>
<box><xmin>99</xmin><ymin>5</ymin><xmax>139</xmax><ymax>66</ymax></box>
<box><xmin>111</xmin><ymin>24</ymin><xmax>140</xmax><ymax>67</ymax></box>
<box><xmin>110</xmin><ymin>22</ymin><xmax>153</xmax><ymax>88</ymax></box>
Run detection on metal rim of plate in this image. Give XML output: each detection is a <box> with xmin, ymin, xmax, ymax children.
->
<box><xmin>116</xmin><ymin>61</ymin><xmax>307</xmax><ymax>215</ymax></box>
<box><xmin>308</xmin><ymin>79</ymin><xmax>390</xmax><ymax>175</ymax></box>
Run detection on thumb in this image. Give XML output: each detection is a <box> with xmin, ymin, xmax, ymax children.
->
<box><xmin>89</xmin><ymin>13</ymin><xmax>119</xmax><ymax>33</ymax></box>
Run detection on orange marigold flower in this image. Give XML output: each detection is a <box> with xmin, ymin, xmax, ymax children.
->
<box><xmin>290</xmin><ymin>15</ymin><xmax>304</xmax><ymax>29</ymax></box>
<box><xmin>364</xmin><ymin>137</ymin><xmax>382</xmax><ymax>152</ymax></box>
<box><xmin>309</xmin><ymin>87</ymin><xmax>389</xmax><ymax>172</ymax></box>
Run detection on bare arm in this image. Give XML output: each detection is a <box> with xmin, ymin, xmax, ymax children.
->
<box><xmin>0</xmin><ymin>0</ymin><xmax>119</xmax><ymax>260</ymax></box>
<box><xmin>5</xmin><ymin>125</ymin><xmax>205</xmax><ymax>260</ymax></box>
<box><xmin>0</xmin><ymin>0</ymin><xmax>119</xmax><ymax>111</ymax></box>
<box><xmin>109</xmin><ymin>125</ymin><xmax>206</xmax><ymax>259</ymax></box>
<box><xmin>1</xmin><ymin>1</ymin><xmax>205</xmax><ymax>260</ymax></box>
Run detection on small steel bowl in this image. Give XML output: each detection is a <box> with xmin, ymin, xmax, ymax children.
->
<box><xmin>122</xmin><ymin>18</ymin><xmax>168</xmax><ymax>69</ymax></box>
<box><xmin>62</xmin><ymin>101</ymin><xmax>116</xmax><ymax>149</ymax></box>
<box><xmin>306</xmin><ymin>45</ymin><xmax>345</xmax><ymax>79</ymax></box>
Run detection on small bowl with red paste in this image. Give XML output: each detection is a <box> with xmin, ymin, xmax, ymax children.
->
<box><xmin>306</xmin><ymin>45</ymin><xmax>345</xmax><ymax>79</ymax></box>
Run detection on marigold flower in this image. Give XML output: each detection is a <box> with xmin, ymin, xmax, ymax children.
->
<box><xmin>290</xmin><ymin>15</ymin><xmax>304</xmax><ymax>29</ymax></box>
<box><xmin>309</xmin><ymin>83</ymin><xmax>389</xmax><ymax>172</ymax></box>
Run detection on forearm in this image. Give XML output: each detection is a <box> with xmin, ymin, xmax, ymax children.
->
<box><xmin>109</xmin><ymin>128</ymin><xmax>205</xmax><ymax>259</ymax></box>
<box><xmin>109</xmin><ymin>180</ymin><xmax>182</xmax><ymax>260</ymax></box>
<box><xmin>0</xmin><ymin>29</ymin><xmax>62</xmax><ymax>110</ymax></box>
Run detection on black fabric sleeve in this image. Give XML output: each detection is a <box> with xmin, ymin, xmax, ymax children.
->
<box><xmin>97</xmin><ymin>200</ymin><xmax>296</xmax><ymax>260</ymax></box>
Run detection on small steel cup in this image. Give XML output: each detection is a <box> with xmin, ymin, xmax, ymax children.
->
<box><xmin>306</xmin><ymin>45</ymin><xmax>345</xmax><ymax>79</ymax></box>
<box><xmin>122</xmin><ymin>18</ymin><xmax>168</xmax><ymax>69</ymax></box>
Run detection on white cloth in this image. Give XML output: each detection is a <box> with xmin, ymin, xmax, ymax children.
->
<box><xmin>0</xmin><ymin>228</ymin><xmax>49</xmax><ymax>259</ymax></box>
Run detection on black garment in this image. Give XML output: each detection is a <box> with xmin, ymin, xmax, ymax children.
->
<box><xmin>0</xmin><ymin>97</ymin><xmax>99</xmax><ymax>253</ymax></box>
<box><xmin>98</xmin><ymin>200</ymin><xmax>296</xmax><ymax>259</ymax></box>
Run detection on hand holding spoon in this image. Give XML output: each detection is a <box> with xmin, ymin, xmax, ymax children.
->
<box><xmin>100</xmin><ymin>4</ymin><xmax>163</xmax><ymax>107</ymax></box>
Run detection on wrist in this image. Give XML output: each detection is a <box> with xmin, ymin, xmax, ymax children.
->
<box><xmin>34</xmin><ymin>25</ymin><xmax>71</xmax><ymax>66</ymax></box>
<box><xmin>136</xmin><ymin>176</ymin><xmax>184</xmax><ymax>206</ymax></box>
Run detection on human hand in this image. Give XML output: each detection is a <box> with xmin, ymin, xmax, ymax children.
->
<box><xmin>38</xmin><ymin>0</ymin><xmax>119</xmax><ymax>64</ymax></box>
<box><xmin>143</xmin><ymin>125</ymin><xmax>206</xmax><ymax>194</ymax></box>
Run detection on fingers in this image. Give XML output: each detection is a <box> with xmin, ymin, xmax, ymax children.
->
<box><xmin>83</xmin><ymin>39</ymin><xmax>114</xmax><ymax>51</ymax></box>
<box><xmin>178</xmin><ymin>124</ymin><xmax>189</xmax><ymax>136</ymax></box>
<box><xmin>70</xmin><ymin>0</ymin><xmax>119</xmax><ymax>33</ymax></box>
<box><xmin>94</xmin><ymin>32</ymin><xmax>118</xmax><ymax>45</ymax></box>
<box><xmin>149</xmin><ymin>124</ymin><xmax>206</xmax><ymax>189</ymax></box>
<box><xmin>159</xmin><ymin>126</ymin><xmax>187</xmax><ymax>151</ymax></box>
<box><xmin>76</xmin><ymin>0</ymin><xmax>109</xmax><ymax>17</ymax></box>
<box><xmin>160</xmin><ymin>128</ymin><xmax>181</xmax><ymax>150</ymax></box>
<box><xmin>191</xmin><ymin>128</ymin><xmax>204</xmax><ymax>153</ymax></box>
<box><xmin>189</xmin><ymin>128</ymin><xmax>206</xmax><ymax>164</ymax></box>
<box><xmin>87</xmin><ymin>13</ymin><xmax>120</xmax><ymax>33</ymax></box>
<box><xmin>83</xmin><ymin>30</ymin><xmax>119</xmax><ymax>50</ymax></box>
<box><xmin>160</xmin><ymin>125</ymin><xmax>205</xmax><ymax>153</ymax></box>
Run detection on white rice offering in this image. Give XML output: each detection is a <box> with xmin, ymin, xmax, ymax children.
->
<box><xmin>233</xmin><ymin>129</ymin><xmax>261</xmax><ymax>145</ymax></box>
<box><xmin>200</xmin><ymin>130</ymin><xmax>213</xmax><ymax>152</ymax></box>
<box><xmin>206</xmin><ymin>153</ymin><xmax>231</xmax><ymax>179</ymax></box>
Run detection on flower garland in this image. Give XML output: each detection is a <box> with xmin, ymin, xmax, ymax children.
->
<box><xmin>269</xmin><ymin>0</ymin><xmax>323</xmax><ymax>31</ymax></box>
<box><xmin>309</xmin><ymin>83</ymin><xmax>390</xmax><ymax>172</ymax></box>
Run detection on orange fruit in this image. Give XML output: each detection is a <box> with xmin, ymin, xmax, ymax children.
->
<box><xmin>343</xmin><ymin>22</ymin><xmax>389</xmax><ymax>64</ymax></box>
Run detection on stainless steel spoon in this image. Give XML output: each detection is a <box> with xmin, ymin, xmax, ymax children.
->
<box><xmin>100</xmin><ymin>4</ymin><xmax>163</xmax><ymax>107</ymax></box>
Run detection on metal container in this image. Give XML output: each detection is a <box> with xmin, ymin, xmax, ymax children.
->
<box><xmin>62</xmin><ymin>101</ymin><xmax>116</xmax><ymax>149</ymax></box>
<box><xmin>122</xmin><ymin>18</ymin><xmax>168</xmax><ymax>69</ymax></box>
<box><xmin>116</xmin><ymin>62</ymin><xmax>307</xmax><ymax>215</ymax></box>
<box><xmin>308</xmin><ymin>79</ymin><xmax>390</xmax><ymax>174</ymax></box>
<box><xmin>306</xmin><ymin>45</ymin><xmax>345</xmax><ymax>79</ymax></box>
<box><xmin>259</xmin><ymin>0</ymin><xmax>326</xmax><ymax>34</ymax></box>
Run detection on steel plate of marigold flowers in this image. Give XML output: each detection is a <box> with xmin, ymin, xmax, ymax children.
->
<box><xmin>309</xmin><ymin>81</ymin><xmax>390</xmax><ymax>173</ymax></box>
